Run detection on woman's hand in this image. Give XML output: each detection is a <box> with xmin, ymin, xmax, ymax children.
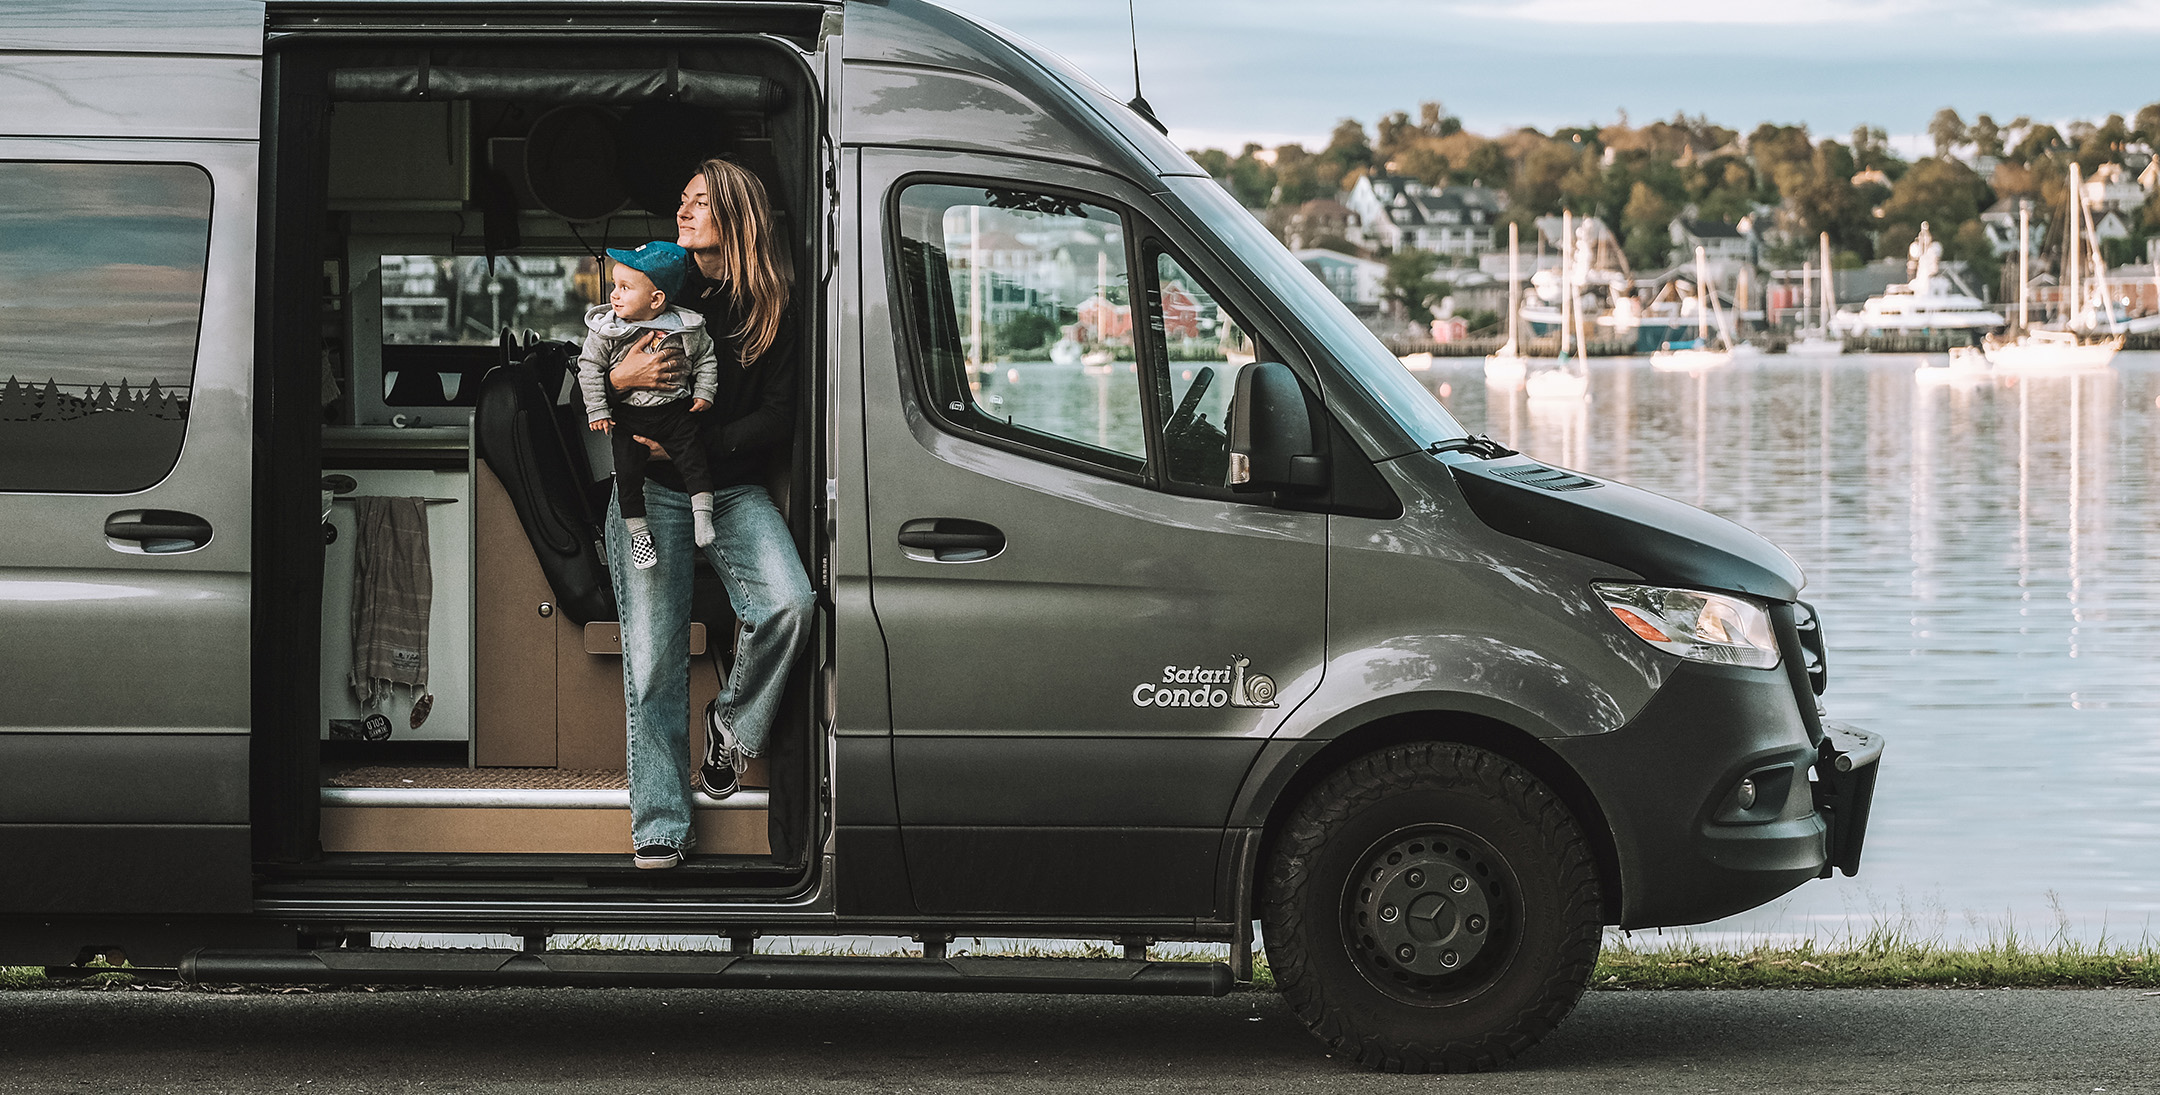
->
<box><xmin>629</xmin><ymin>434</ymin><xmax>670</xmax><ymax>462</ymax></box>
<box><xmin>610</xmin><ymin>330</ymin><xmax>688</xmax><ymax>391</ymax></box>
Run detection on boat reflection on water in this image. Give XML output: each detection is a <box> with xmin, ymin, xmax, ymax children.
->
<box><xmin>1424</xmin><ymin>352</ymin><xmax>2160</xmax><ymax>942</ymax></box>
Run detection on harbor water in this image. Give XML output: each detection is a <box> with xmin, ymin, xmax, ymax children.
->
<box><xmin>1433</xmin><ymin>352</ymin><xmax>2160</xmax><ymax>944</ymax></box>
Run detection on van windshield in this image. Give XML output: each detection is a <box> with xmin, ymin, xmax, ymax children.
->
<box><xmin>1161</xmin><ymin>176</ymin><xmax>1468</xmax><ymax>452</ymax></box>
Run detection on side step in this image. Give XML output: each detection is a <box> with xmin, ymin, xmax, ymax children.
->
<box><xmin>179</xmin><ymin>949</ymin><xmax>1237</xmax><ymax>997</ymax></box>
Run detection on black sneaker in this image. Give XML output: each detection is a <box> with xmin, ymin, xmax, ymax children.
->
<box><xmin>629</xmin><ymin>528</ymin><xmax>659</xmax><ymax>571</ymax></box>
<box><xmin>698</xmin><ymin>698</ymin><xmax>742</xmax><ymax>800</ymax></box>
<box><xmin>633</xmin><ymin>843</ymin><xmax>681</xmax><ymax>870</ymax></box>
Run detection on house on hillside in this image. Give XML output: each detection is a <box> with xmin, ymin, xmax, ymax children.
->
<box><xmin>1345</xmin><ymin>173</ymin><xmax>1504</xmax><ymax>260</ymax></box>
<box><xmin>1669</xmin><ymin>217</ymin><xmax>1752</xmax><ymax>265</ymax></box>
<box><xmin>1981</xmin><ymin>197</ymin><xmax>2040</xmax><ymax>258</ymax></box>
<box><xmin>1284</xmin><ymin>198</ymin><xmax>1360</xmax><ymax>251</ymax></box>
<box><xmin>2081</xmin><ymin>162</ymin><xmax>2146</xmax><ymax>215</ymax></box>
<box><xmin>1293</xmin><ymin>248</ymin><xmax>1387</xmax><ymax>311</ymax></box>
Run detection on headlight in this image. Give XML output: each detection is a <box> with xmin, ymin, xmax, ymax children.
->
<box><xmin>1593</xmin><ymin>583</ymin><xmax>1781</xmax><ymax>669</ymax></box>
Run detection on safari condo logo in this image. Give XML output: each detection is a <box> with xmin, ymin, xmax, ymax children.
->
<box><xmin>1132</xmin><ymin>655</ymin><xmax>1279</xmax><ymax>709</ymax></box>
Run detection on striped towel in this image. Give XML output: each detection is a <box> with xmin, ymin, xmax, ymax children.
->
<box><xmin>350</xmin><ymin>496</ymin><xmax>432</xmax><ymax>709</ymax></box>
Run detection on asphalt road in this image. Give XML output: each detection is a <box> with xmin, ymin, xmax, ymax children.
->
<box><xmin>3</xmin><ymin>985</ymin><xmax>2158</xmax><ymax>1093</ymax></box>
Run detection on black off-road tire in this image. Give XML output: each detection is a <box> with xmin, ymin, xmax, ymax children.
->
<box><xmin>1261</xmin><ymin>741</ymin><xmax>1603</xmax><ymax>1073</ymax></box>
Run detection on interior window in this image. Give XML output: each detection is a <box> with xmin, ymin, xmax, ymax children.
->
<box><xmin>894</xmin><ymin>182</ymin><xmax>1147</xmax><ymax>476</ymax></box>
<box><xmin>1146</xmin><ymin>250</ymin><xmax>1254</xmax><ymax>492</ymax></box>
<box><xmin>0</xmin><ymin>161</ymin><xmax>212</xmax><ymax>493</ymax></box>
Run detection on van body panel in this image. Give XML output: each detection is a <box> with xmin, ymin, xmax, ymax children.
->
<box><xmin>0</xmin><ymin>133</ymin><xmax>257</xmax><ymax>914</ymax></box>
<box><xmin>0</xmin><ymin>734</ymin><xmax>247</xmax><ymax>823</ymax></box>
<box><xmin>0</xmin><ymin>825</ymin><xmax>252</xmax><ymax>915</ymax></box>
<box><xmin>857</xmin><ymin>147</ymin><xmax>1325</xmax><ymax>916</ymax></box>
<box><xmin>0</xmin><ymin>55</ymin><xmax>262</xmax><ymax>141</ymax></box>
<box><xmin>840</xmin><ymin>0</ymin><xmax>1167</xmax><ymax>182</ymax></box>
<box><xmin>0</xmin><ymin>0</ymin><xmax>264</xmax><ymax>56</ymax></box>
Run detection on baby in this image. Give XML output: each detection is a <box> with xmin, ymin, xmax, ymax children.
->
<box><xmin>577</xmin><ymin>241</ymin><xmax>721</xmax><ymax>569</ymax></box>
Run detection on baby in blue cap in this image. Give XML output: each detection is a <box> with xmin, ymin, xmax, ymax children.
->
<box><xmin>578</xmin><ymin>240</ymin><xmax>722</xmax><ymax>567</ymax></box>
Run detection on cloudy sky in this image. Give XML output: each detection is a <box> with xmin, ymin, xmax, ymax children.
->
<box><xmin>932</xmin><ymin>0</ymin><xmax>2160</xmax><ymax>156</ymax></box>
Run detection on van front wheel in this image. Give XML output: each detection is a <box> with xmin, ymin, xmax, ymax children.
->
<box><xmin>1261</xmin><ymin>742</ymin><xmax>1602</xmax><ymax>1072</ymax></box>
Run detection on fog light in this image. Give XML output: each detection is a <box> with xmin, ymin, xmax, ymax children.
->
<box><xmin>1735</xmin><ymin>778</ymin><xmax>1758</xmax><ymax>810</ymax></box>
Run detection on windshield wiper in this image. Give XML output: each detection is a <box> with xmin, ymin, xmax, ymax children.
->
<box><xmin>1425</xmin><ymin>435</ymin><xmax>1516</xmax><ymax>460</ymax></box>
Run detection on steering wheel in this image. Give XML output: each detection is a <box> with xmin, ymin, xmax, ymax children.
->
<box><xmin>1165</xmin><ymin>365</ymin><xmax>1215</xmax><ymax>439</ymax></box>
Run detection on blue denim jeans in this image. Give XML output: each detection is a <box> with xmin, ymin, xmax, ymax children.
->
<box><xmin>604</xmin><ymin>480</ymin><xmax>814</xmax><ymax>852</ymax></box>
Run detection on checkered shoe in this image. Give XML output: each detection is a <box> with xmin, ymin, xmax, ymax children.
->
<box><xmin>629</xmin><ymin>528</ymin><xmax>658</xmax><ymax>570</ymax></box>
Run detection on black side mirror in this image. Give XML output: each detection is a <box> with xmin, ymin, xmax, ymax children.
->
<box><xmin>1227</xmin><ymin>361</ymin><xmax>1328</xmax><ymax>493</ymax></box>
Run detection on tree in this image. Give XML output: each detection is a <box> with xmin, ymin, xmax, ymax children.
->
<box><xmin>1320</xmin><ymin>119</ymin><xmax>1374</xmax><ymax>188</ymax></box>
<box><xmin>2012</xmin><ymin>124</ymin><xmax>2064</xmax><ymax>164</ymax></box>
<box><xmin>1417</xmin><ymin>100</ymin><xmax>1461</xmax><ymax>138</ymax></box>
<box><xmin>1382</xmin><ymin>250</ymin><xmax>1444</xmax><ymax>323</ymax></box>
<box><xmin>1620</xmin><ymin>181</ymin><xmax>1674</xmax><ymax>269</ymax></box>
<box><xmin>2135</xmin><ymin>102</ymin><xmax>2160</xmax><ymax>149</ymax></box>
<box><xmin>1879</xmin><ymin>157</ymin><xmax>1993</xmax><ymax>240</ymax></box>
<box><xmin>1927</xmin><ymin>108</ymin><xmax>1967</xmax><ymax>158</ymax></box>
<box><xmin>1969</xmin><ymin>114</ymin><xmax>2004</xmax><ymax>158</ymax></box>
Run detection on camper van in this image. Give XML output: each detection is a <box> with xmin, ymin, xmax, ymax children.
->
<box><xmin>0</xmin><ymin>0</ymin><xmax>1881</xmax><ymax>1073</ymax></box>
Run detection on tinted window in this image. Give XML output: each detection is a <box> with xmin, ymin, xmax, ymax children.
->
<box><xmin>894</xmin><ymin>182</ymin><xmax>1147</xmax><ymax>476</ymax></box>
<box><xmin>1147</xmin><ymin>250</ymin><xmax>1253</xmax><ymax>492</ymax></box>
<box><xmin>0</xmin><ymin>162</ymin><xmax>212</xmax><ymax>492</ymax></box>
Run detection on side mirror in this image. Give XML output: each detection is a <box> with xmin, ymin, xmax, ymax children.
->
<box><xmin>1227</xmin><ymin>361</ymin><xmax>1328</xmax><ymax>493</ymax></box>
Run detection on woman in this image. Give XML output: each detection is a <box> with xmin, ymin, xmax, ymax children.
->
<box><xmin>605</xmin><ymin>158</ymin><xmax>813</xmax><ymax>870</ymax></box>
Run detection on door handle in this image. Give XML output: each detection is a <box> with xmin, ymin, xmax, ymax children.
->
<box><xmin>105</xmin><ymin>509</ymin><xmax>214</xmax><ymax>554</ymax></box>
<box><xmin>897</xmin><ymin>518</ymin><xmax>1004</xmax><ymax>562</ymax></box>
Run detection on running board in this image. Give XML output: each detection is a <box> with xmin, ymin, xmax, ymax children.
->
<box><xmin>179</xmin><ymin>950</ymin><xmax>1236</xmax><ymax>996</ymax></box>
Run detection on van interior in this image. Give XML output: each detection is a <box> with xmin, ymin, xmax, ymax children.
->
<box><xmin>253</xmin><ymin>21</ymin><xmax>829</xmax><ymax>902</ymax></box>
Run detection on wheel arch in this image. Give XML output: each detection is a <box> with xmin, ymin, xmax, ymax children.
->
<box><xmin>1248</xmin><ymin>707</ymin><xmax>1624</xmax><ymax>926</ymax></box>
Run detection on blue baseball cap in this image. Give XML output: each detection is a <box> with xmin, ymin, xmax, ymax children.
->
<box><xmin>605</xmin><ymin>240</ymin><xmax>694</xmax><ymax>302</ymax></box>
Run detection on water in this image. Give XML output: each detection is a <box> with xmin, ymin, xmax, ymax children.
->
<box><xmin>1430</xmin><ymin>353</ymin><xmax>2160</xmax><ymax>944</ymax></box>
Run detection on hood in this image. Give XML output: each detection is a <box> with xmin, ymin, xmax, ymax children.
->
<box><xmin>584</xmin><ymin>303</ymin><xmax>706</xmax><ymax>338</ymax></box>
<box><xmin>1446</xmin><ymin>456</ymin><xmax>1804</xmax><ymax>601</ymax></box>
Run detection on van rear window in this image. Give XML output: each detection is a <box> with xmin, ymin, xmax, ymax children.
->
<box><xmin>0</xmin><ymin>162</ymin><xmax>212</xmax><ymax>493</ymax></box>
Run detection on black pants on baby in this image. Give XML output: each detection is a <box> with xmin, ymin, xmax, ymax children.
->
<box><xmin>609</xmin><ymin>399</ymin><xmax>711</xmax><ymax>520</ymax></box>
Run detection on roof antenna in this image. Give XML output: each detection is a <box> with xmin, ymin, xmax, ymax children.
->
<box><xmin>1124</xmin><ymin>0</ymin><xmax>1168</xmax><ymax>135</ymax></box>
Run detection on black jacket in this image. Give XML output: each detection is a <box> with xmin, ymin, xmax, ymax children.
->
<box><xmin>633</xmin><ymin>275</ymin><xmax>798</xmax><ymax>493</ymax></box>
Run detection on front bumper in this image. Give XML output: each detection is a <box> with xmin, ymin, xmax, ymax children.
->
<box><xmin>1548</xmin><ymin>662</ymin><xmax>1887</xmax><ymax>929</ymax></box>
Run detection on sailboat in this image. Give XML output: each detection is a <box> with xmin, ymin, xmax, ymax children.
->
<box><xmin>1484</xmin><ymin>221</ymin><xmax>1528</xmax><ymax>388</ymax></box>
<box><xmin>1651</xmin><ymin>246</ymin><xmax>1734</xmax><ymax>371</ymax></box>
<box><xmin>1525</xmin><ymin>212</ymin><xmax>1588</xmax><ymax>401</ymax></box>
<box><xmin>1788</xmin><ymin>232</ymin><xmax>1844</xmax><ymax>357</ymax></box>
<box><xmin>1983</xmin><ymin>168</ymin><xmax>2121</xmax><ymax>371</ymax></box>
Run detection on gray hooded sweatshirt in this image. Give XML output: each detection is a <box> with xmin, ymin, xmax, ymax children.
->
<box><xmin>577</xmin><ymin>302</ymin><xmax>719</xmax><ymax>422</ymax></box>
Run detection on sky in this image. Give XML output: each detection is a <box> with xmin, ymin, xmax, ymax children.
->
<box><xmin>931</xmin><ymin>0</ymin><xmax>2160</xmax><ymax>158</ymax></box>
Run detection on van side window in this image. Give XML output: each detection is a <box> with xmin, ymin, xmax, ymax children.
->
<box><xmin>1144</xmin><ymin>250</ymin><xmax>1260</xmax><ymax>493</ymax></box>
<box><xmin>893</xmin><ymin>183</ymin><xmax>1147</xmax><ymax>477</ymax></box>
<box><xmin>0</xmin><ymin>162</ymin><xmax>212</xmax><ymax>493</ymax></box>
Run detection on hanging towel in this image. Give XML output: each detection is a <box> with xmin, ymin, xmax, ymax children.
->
<box><xmin>350</xmin><ymin>495</ymin><xmax>433</xmax><ymax>709</ymax></box>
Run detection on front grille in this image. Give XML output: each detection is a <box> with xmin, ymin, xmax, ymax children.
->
<box><xmin>1793</xmin><ymin>600</ymin><xmax>1828</xmax><ymax>696</ymax></box>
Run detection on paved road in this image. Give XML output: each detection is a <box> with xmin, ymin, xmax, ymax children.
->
<box><xmin>3</xmin><ymin>985</ymin><xmax>2158</xmax><ymax>1093</ymax></box>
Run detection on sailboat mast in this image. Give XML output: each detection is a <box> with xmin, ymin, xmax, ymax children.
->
<box><xmin>2081</xmin><ymin>191</ymin><xmax>2116</xmax><ymax>332</ymax></box>
<box><xmin>1507</xmin><ymin>221</ymin><xmax>1520</xmax><ymax>348</ymax></box>
<box><xmin>2018</xmin><ymin>199</ymin><xmax>2030</xmax><ymax>331</ymax></box>
<box><xmin>1694</xmin><ymin>245</ymin><xmax>1710</xmax><ymax>343</ymax></box>
<box><xmin>1820</xmin><ymin>231</ymin><xmax>1834</xmax><ymax>328</ymax></box>
<box><xmin>1559</xmin><ymin>210</ymin><xmax>1573</xmax><ymax>359</ymax></box>
<box><xmin>2068</xmin><ymin>162</ymin><xmax>2081</xmax><ymax>326</ymax></box>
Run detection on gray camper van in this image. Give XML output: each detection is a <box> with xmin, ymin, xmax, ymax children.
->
<box><xmin>0</xmin><ymin>0</ymin><xmax>1881</xmax><ymax>1072</ymax></box>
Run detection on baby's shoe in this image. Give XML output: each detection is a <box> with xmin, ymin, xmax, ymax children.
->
<box><xmin>630</xmin><ymin>527</ymin><xmax>658</xmax><ymax>570</ymax></box>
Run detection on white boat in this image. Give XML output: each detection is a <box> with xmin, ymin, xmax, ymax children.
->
<box><xmin>1829</xmin><ymin>222</ymin><xmax>2005</xmax><ymax>335</ymax></box>
<box><xmin>1398</xmin><ymin>351</ymin><xmax>1434</xmax><ymax>371</ymax></box>
<box><xmin>1485</xmin><ymin>222</ymin><xmax>1529</xmax><ymax>388</ymax></box>
<box><xmin>1048</xmin><ymin>337</ymin><xmax>1081</xmax><ymax>366</ymax></box>
<box><xmin>1525</xmin><ymin>212</ymin><xmax>1589</xmax><ymax>401</ymax></box>
<box><xmin>1981</xmin><ymin>170</ymin><xmax>2121</xmax><ymax>372</ymax></box>
<box><xmin>1982</xmin><ymin>329</ymin><xmax>2120</xmax><ymax>370</ymax></box>
<box><xmin>1915</xmin><ymin>346</ymin><xmax>1992</xmax><ymax>385</ymax></box>
<box><xmin>1651</xmin><ymin>246</ymin><xmax>1735</xmax><ymax>371</ymax></box>
<box><xmin>1787</xmin><ymin>233</ymin><xmax>1845</xmax><ymax>356</ymax></box>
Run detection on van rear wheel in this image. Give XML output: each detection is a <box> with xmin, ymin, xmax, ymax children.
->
<box><xmin>1261</xmin><ymin>741</ymin><xmax>1602</xmax><ymax>1073</ymax></box>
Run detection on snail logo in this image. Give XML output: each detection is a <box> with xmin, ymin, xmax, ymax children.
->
<box><xmin>1131</xmin><ymin>654</ymin><xmax>1279</xmax><ymax>709</ymax></box>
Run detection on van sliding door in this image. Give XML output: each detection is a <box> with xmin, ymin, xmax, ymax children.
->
<box><xmin>0</xmin><ymin>43</ymin><xmax>261</xmax><ymax>917</ymax></box>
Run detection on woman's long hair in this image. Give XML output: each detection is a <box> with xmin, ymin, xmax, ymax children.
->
<box><xmin>696</xmin><ymin>158</ymin><xmax>792</xmax><ymax>366</ymax></box>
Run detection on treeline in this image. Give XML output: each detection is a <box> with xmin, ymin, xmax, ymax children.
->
<box><xmin>1192</xmin><ymin>102</ymin><xmax>2160</xmax><ymax>286</ymax></box>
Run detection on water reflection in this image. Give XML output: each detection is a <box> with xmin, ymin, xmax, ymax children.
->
<box><xmin>1436</xmin><ymin>352</ymin><xmax>2160</xmax><ymax>940</ymax></box>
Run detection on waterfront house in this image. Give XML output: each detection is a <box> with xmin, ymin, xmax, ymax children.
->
<box><xmin>2081</xmin><ymin>163</ymin><xmax>2146</xmax><ymax>216</ymax></box>
<box><xmin>1283</xmin><ymin>198</ymin><xmax>1360</xmax><ymax>251</ymax></box>
<box><xmin>1668</xmin><ymin>217</ymin><xmax>1751</xmax><ymax>268</ymax></box>
<box><xmin>1345</xmin><ymin>173</ymin><xmax>1504</xmax><ymax>261</ymax></box>
<box><xmin>1293</xmin><ymin>248</ymin><xmax>1388</xmax><ymax>311</ymax></box>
